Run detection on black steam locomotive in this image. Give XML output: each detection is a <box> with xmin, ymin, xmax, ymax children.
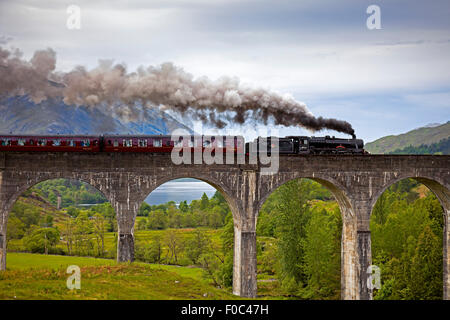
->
<box><xmin>245</xmin><ymin>135</ymin><xmax>366</xmax><ymax>155</ymax></box>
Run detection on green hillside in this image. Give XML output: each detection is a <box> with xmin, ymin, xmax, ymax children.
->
<box><xmin>0</xmin><ymin>253</ymin><xmax>238</xmax><ymax>300</ymax></box>
<box><xmin>365</xmin><ymin>121</ymin><xmax>450</xmax><ymax>154</ymax></box>
<box><xmin>388</xmin><ymin>137</ymin><xmax>450</xmax><ymax>155</ymax></box>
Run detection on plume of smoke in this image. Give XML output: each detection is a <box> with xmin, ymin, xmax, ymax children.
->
<box><xmin>0</xmin><ymin>47</ymin><xmax>61</xmax><ymax>103</ymax></box>
<box><xmin>0</xmin><ymin>46</ymin><xmax>355</xmax><ymax>136</ymax></box>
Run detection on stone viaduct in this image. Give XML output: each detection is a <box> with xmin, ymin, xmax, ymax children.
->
<box><xmin>0</xmin><ymin>151</ymin><xmax>448</xmax><ymax>300</ymax></box>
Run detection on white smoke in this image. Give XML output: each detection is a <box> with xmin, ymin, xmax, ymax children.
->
<box><xmin>0</xmin><ymin>46</ymin><xmax>355</xmax><ymax>135</ymax></box>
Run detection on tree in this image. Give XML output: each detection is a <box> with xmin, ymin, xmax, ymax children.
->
<box><xmin>208</xmin><ymin>207</ymin><xmax>223</xmax><ymax>228</ymax></box>
<box><xmin>185</xmin><ymin>229</ymin><xmax>211</xmax><ymax>265</ymax></box>
<box><xmin>200</xmin><ymin>193</ymin><xmax>209</xmax><ymax>211</ymax></box>
<box><xmin>147</xmin><ymin>209</ymin><xmax>168</xmax><ymax>230</ymax></box>
<box><xmin>256</xmin><ymin>210</ymin><xmax>276</xmax><ymax>237</ymax></box>
<box><xmin>66</xmin><ymin>206</ymin><xmax>79</xmax><ymax>217</ymax></box>
<box><xmin>179</xmin><ymin>200</ymin><xmax>189</xmax><ymax>213</ymax></box>
<box><xmin>42</xmin><ymin>215</ymin><xmax>53</xmax><ymax>228</ymax></box>
<box><xmin>372</xmin><ymin>191</ymin><xmax>390</xmax><ymax>225</ymax></box>
<box><xmin>138</xmin><ymin>202</ymin><xmax>152</xmax><ymax>216</ymax></box>
<box><xmin>61</xmin><ymin>218</ymin><xmax>76</xmax><ymax>255</ymax></box>
<box><xmin>92</xmin><ymin>213</ymin><xmax>106</xmax><ymax>257</ymax></box>
<box><xmin>409</xmin><ymin>225</ymin><xmax>442</xmax><ymax>299</ymax></box>
<box><xmin>74</xmin><ymin>212</ymin><xmax>94</xmax><ymax>255</ymax></box>
<box><xmin>164</xmin><ymin>230</ymin><xmax>182</xmax><ymax>264</ymax></box>
<box><xmin>148</xmin><ymin>235</ymin><xmax>163</xmax><ymax>263</ymax></box>
<box><xmin>6</xmin><ymin>217</ymin><xmax>26</xmax><ymax>247</ymax></box>
<box><xmin>218</xmin><ymin>211</ymin><xmax>234</xmax><ymax>287</ymax></box>
<box><xmin>182</xmin><ymin>212</ymin><xmax>195</xmax><ymax>228</ymax></box>
<box><xmin>371</xmin><ymin>185</ymin><xmax>444</xmax><ymax>300</ymax></box>
<box><xmin>275</xmin><ymin>179</ymin><xmax>311</xmax><ymax>289</ymax></box>
<box><xmin>301</xmin><ymin>208</ymin><xmax>341</xmax><ymax>299</ymax></box>
<box><xmin>23</xmin><ymin>227</ymin><xmax>60</xmax><ymax>254</ymax></box>
<box><xmin>168</xmin><ymin>206</ymin><xmax>183</xmax><ymax>228</ymax></box>
<box><xmin>90</xmin><ymin>202</ymin><xmax>116</xmax><ymax>232</ymax></box>
<box><xmin>199</xmin><ymin>252</ymin><xmax>223</xmax><ymax>287</ymax></box>
<box><xmin>136</xmin><ymin>218</ymin><xmax>147</xmax><ymax>230</ymax></box>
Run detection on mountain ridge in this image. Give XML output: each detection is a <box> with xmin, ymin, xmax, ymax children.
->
<box><xmin>0</xmin><ymin>95</ymin><xmax>192</xmax><ymax>135</ymax></box>
<box><xmin>365</xmin><ymin>121</ymin><xmax>450</xmax><ymax>154</ymax></box>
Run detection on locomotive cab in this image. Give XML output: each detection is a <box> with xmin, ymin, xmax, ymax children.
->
<box><xmin>286</xmin><ymin>136</ymin><xmax>310</xmax><ymax>154</ymax></box>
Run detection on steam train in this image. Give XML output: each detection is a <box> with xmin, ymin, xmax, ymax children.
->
<box><xmin>246</xmin><ymin>135</ymin><xmax>366</xmax><ymax>155</ymax></box>
<box><xmin>0</xmin><ymin>134</ymin><xmax>366</xmax><ymax>155</ymax></box>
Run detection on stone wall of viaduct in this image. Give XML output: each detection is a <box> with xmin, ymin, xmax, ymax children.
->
<box><xmin>0</xmin><ymin>151</ymin><xmax>448</xmax><ymax>300</ymax></box>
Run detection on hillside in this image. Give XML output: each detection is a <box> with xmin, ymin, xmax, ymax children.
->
<box><xmin>0</xmin><ymin>95</ymin><xmax>192</xmax><ymax>135</ymax></box>
<box><xmin>1</xmin><ymin>253</ymin><xmax>239</xmax><ymax>300</ymax></box>
<box><xmin>365</xmin><ymin>121</ymin><xmax>450</xmax><ymax>154</ymax></box>
<box><xmin>388</xmin><ymin>136</ymin><xmax>450</xmax><ymax>155</ymax></box>
<box><xmin>17</xmin><ymin>192</ymin><xmax>70</xmax><ymax>226</ymax></box>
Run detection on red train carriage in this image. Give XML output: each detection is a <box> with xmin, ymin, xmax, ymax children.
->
<box><xmin>0</xmin><ymin>134</ymin><xmax>245</xmax><ymax>154</ymax></box>
<box><xmin>0</xmin><ymin>135</ymin><xmax>100</xmax><ymax>152</ymax></box>
<box><xmin>172</xmin><ymin>135</ymin><xmax>244</xmax><ymax>154</ymax></box>
<box><xmin>103</xmin><ymin>135</ymin><xmax>174</xmax><ymax>152</ymax></box>
<box><xmin>102</xmin><ymin>135</ymin><xmax>245</xmax><ymax>153</ymax></box>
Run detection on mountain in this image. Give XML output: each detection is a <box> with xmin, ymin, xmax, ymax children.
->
<box><xmin>388</xmin><ymin>137</ymin><xmax>450</xmax><ymax>155</ymax></box>
<box><xmin>365</xmin><ymin>121</ymin><xmax>450</xmax><ymax>154</ymax></box>
<box><xmin>0</xmin><ymin>95</ymin><xmax>192</xmax><ymax>135</ymax></box>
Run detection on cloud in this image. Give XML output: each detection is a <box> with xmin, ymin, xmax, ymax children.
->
<box><xmin>0</xmin><ymin>35</ymin><xmax>13</xmax><ymax>44</ymax></box>
<box><xmin>404</xmin><ymin>92</ymin><xmax>450</xmax><ymax>109</ymax></box>
<box><xmin>0</xmin><ymin>0</ymin><xmax>449</xmax><ymax>140</ymax></box>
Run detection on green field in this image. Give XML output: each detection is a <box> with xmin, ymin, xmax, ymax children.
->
<box><xmin>8</xmin><ymin>227</ymin><xmax>224</xmax><ymax>263</ymax></box>
<box><xmin>0</xmin><ymin>253</ymin><xmax>240</xmax><ymax>300</ymax></box>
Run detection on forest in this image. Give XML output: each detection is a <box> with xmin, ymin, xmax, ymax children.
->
<box><xmin>5</xmin><ymin>176</ymin><xmax>445</xmax><ymax>299</ymax></box>
<box><xmin>389</xmin><ymin>137</ymin><xmax>450</xmax><ymax>155</ymax></box>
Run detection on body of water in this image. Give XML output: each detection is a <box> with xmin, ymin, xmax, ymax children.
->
<box><xmin>144</xmin><ymin>178</ymin><xmax>216</xmax><ymax>205</ymax></box>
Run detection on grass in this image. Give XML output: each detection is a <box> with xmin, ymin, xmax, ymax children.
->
<box><xmin>0</xmin><ymin>253</ymin><xmax>239</xmax><ymax>300</ymax></box>
<box><xmin>6</xmin><ymin>252</ymin><xmax>116</xmax><ymax>270</ymax></box>
<box><xmin>8</xmin><ymin>227</ymin><xmax>223</xmax><ymax>263</ymax></box>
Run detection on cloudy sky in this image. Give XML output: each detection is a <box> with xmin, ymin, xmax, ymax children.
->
<box><xmin>1</xmin><ymin>0</ymin><xmax>449</xmax><ymax>142</ymax></box>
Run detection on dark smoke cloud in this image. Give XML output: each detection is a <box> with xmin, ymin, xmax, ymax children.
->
<box><xmin>0</xmin><ymin>46</ymin><xmax>355</xmax><ymax>136</ymax></box>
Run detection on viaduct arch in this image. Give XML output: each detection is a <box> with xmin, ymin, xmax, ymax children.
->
<box><xmin>0</xmin><ymin>152</ymin><xmax>448</xmax><ymax>299</ymax></box>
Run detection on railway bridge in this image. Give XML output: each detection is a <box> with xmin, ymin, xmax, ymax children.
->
<box><xmin>0</xmin><ymin>151</ymin><xmax>449</xmax><ymax>299</ymax></box>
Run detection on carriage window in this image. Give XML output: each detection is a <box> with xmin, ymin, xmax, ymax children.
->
<box><xmin>1</xmin><ymin>139</ymin><xmax>11</xmax><ymax>146</ymax></box>
<box><xmin>138</xmin><ymin>139</ymin><xmax>147</xmax><ymax>147</ymax></box>
<box><xmin>29</xmin><ymin>139</ymin><xmax>34</xmax><ymax>145</ymax></box>
<box><xmin>153</xmin><ymin>139</ymin><xmax>162</xmax><ymax>147</ymax></box>
<box><xmin>216</xmin><ymin>138</ymin><xmax>223</xmax><ymax>148</ymax></box>
<box><xmin>18</xmin><ymin>139</ymin><xmax>25</xmax><ymax>146</ymax></box>
<box><xmin>188</xmin><ymin>138</ymin><xmax>194</xmax><ymax>147</ymax></box>
<box><xmin>123</xmin><ymin>139</ymin><xmax>133</xmax><ymax>147</ymax></box>
<box><xmin>81</xmin><ymin>139</ymin><xmax>90</xmax><ymax>147</ymax></box>
<box><xmin>68</xmin><ymin>140</ymin><xmax>74</xmax><ymax>147</ymax></box>
<box><xmin>37</xmin><ymin>139</ymin><xmax>46</xmax><ymax>146</ymax></box>
<box><xmin>52</xmin><ymin>139</ymin><xmax>61</xmax><ymax>146</ymax></box>
<box><xmin>166</xmin><ymin>140</ymin><xmax>171</xmax><ymax>147</ymax></box>
<box><xmin>113</xmin><ymin>140</ymin><xmax>118</xmax><ymax>147</ymax></box>
<box><xmin>304</xmin><ymin>140</ymin><xmax>308</xmax><ymax>144</ymax></box>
